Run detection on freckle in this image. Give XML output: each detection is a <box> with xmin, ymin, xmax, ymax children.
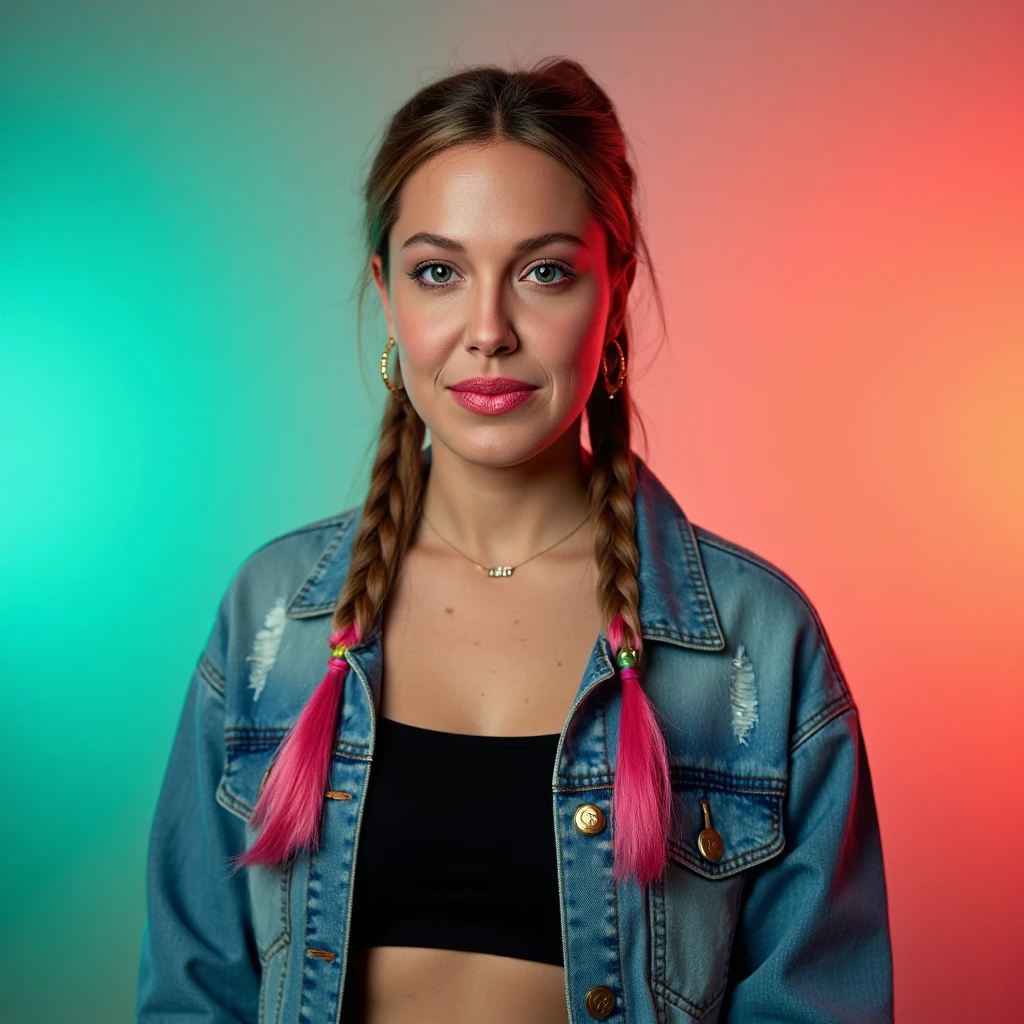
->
<box><xmin>444</xmin><ymin>607</ymin><xmax>454</xmax><ymax>614</ymax></box>
<box><xmin>557</xmin><ymin>661</ymin><xmax>562</xmax><ymax>666</ymax></box>
<box><xmin>479</xmin><ymin>692</ymin><xmax>485</xmax><ymax>697</ymax></box>
<box><xmin>473</xmin><ymin>639</ymin><xmax>480</xmax><ymax>646</ymax></box>
<box><xmin>517</xmin><ymin>637</ymin><xmax>527</xmax><ymax>642</ymax></box>
<box><xmin>513</xmin><ymin>618</ymin><xmax>519</xmax><ymax>624</ymax></box>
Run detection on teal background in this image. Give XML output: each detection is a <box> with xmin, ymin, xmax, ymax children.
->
<box><xmin>1</xmin><ymin>4</ymin><xmax>451</xmax><ymax>1021</ymax></box>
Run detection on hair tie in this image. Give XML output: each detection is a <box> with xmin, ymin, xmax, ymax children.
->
<box><xmin>328</xmin><ymin>630</ymin><xmax>350</xmax><ymax>667</ymax></box>
<box><xmin>615</xmin><ymin>646</ymin><xmax>639</xmax><ymax>674</ymax></box>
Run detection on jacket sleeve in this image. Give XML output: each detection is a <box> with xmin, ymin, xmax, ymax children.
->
<box><xmin>136</xmin><ymin>598</ymin><xmax>261</xmax><ymax>1023</ymax></box>
<box><xmin>722</xmin><ymin>692</ymin><xmax>894</xmax><ymax>1020</ymax></box>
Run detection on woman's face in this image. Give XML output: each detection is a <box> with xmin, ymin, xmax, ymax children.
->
<box><xmin>371</xmin><ymin>139</ymin><xmax>628</xmax><ymax>467</ymax></box>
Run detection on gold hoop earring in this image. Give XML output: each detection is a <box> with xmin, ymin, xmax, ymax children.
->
<box><xmin>602</xmin><ymin>338</ymin><xmax>627</xmax><ymax>398</ymax></box>
<box><xmin>380</xmin><ymin>336</ymin><xmax>405</xmax><ymax>394</ymax></box>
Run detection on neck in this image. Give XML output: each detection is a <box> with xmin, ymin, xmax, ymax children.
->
<box><xmin>419</xmin><ymin>423</ymin><xmax>594</xmax><ymax>566</ymax></box>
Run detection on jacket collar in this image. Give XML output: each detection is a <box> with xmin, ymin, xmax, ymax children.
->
<box><xmin>285</xmin><ymin>444</ymin><xmax>724</xmax><ymax>653</ymax></box>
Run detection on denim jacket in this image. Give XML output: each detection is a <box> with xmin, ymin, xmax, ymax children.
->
<box><xmin>137</xmin><ymin>445</ymin><xmax>894</xmax><ymax>1023</ymax></box>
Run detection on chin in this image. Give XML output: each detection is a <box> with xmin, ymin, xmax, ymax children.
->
<box><xmin>429</xmin><ymin>421</ymin><xmax>569</xmax><ymax>469</ymax></box>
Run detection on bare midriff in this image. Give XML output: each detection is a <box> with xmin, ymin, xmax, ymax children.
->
<box><xmin>343</xmin><ymin>946</ymin><xmax>569</xmax><ymax>1024</ymax></box>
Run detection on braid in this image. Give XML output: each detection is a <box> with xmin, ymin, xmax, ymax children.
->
<box><xmin>588</xmin><ymin>390</ymin><xmax>642</xmax><ymax>644</ymax></box>
<box><xmin>239</xmin><ymin>390</ymin><xmax>425</xmax><ymax>868</ymax></box>
<box><xmin>587</xmin><ymin>331</ymin><xmax>672</xmax><ymax>887</ymax></box>
<box><xmin>334</xmin><ymin>391</ymin><xmax>426</xmax><ymax>639</ymax></box>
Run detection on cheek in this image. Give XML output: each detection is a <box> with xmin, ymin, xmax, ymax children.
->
<box><xmin>534</xmin><ymin>281</ymin><xmax>609</xmax><ymax>369</ymax></box>
<box><xmin>392</xmin><ymin>302</ymin><xmax>457</xmax><ymax>370</ymax></box>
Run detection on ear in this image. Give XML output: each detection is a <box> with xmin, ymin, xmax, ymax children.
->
<box><xmin>371</xmin><ymin>254</ymin><xmax>397</xmax><ymax>338</ymax></box>
<box><xmin>607</xmin><ymin>253</ymin><xmax>638</xmax><ymax>340</ymax></box>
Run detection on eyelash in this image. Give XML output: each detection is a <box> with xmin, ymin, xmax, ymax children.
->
<box><xmin>407</xmin><ymin>260</ymin><xmax>576</xmax><ymax>291</ymax></box>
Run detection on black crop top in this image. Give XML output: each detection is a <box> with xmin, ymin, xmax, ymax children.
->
<box><xmin>347</xmin><ymin>716</ymin><xmax>564</xmax><ymax>967</ymax></box>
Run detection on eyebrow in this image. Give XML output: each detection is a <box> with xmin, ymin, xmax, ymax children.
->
<box><xmin>400</xmin><ymin>231</ymin><xmax>588</xmax><ymax>254</ymax></box>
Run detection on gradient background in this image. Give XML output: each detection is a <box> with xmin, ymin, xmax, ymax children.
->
<box><xmin>2</xmin><ymin>2</ymin><xmax>1022</xmax><ymax>1021</ymax></box>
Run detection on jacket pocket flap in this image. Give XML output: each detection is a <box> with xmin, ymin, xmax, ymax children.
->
<box><xmin>666</xmin><ymin>769</ymin><xmax>786</xmax><ymax>879</ymax></box>
<box><xmin>216</xmin><ymin>728</ymin><xmax>288</xmax><ymax>823</ymax></box>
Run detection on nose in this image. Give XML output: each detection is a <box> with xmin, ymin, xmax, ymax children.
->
<box><xmin>464</xmin><ymin>274</ymin><xmax>518</xmax><ymax>357</ymax></box>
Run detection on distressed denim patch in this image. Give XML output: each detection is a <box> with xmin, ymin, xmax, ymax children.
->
<box><xmin>730</xmin><ymin>643</ymin><xmax>758</xmax><ymax>744</ymax></box>
<box><xmin>246</xmin><ymin>597</ymin><xmax>287</xmax><ymax>701</ymax></box>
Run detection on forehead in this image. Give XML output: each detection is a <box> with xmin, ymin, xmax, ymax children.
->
<box><xmin>392</xmin><ymin>140</ymin><xmax>595</xmax><ymax>246</ymax></box>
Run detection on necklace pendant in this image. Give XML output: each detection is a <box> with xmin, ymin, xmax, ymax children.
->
<box><xmin>487</xmin><ymin>565</ymin><xmax>514</xmax><ymax>577</ymax></box>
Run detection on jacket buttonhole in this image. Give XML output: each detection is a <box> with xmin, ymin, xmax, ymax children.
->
<box><xmin>306</xmin><ymin>948</ymin><xmax>337</xmax><ymax>962</ymax></box>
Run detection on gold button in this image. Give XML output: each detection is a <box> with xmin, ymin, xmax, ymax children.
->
<box><xmin>573</xmin><ymin>803</ymin><xmax>606</xmax><ymax>835</ymax></box>
<box><xmin>584</xmin><ymin>985</ymin><xmax>616</xmax><ymax>1019</ymax></box>
<box><xmin>697</xmin><ymin>797</ymin><xmax>724</xmax><ymax>862</ymax></box>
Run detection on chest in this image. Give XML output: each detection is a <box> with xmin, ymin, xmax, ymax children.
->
<box><xmin>378</xmin><ymin>545</ymin><xmax>605</xmax><ymax>736</ymax></box>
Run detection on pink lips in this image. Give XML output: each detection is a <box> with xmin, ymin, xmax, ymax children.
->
<box><xmin>448</xmin><ymin>377</ymin><xmax>538</xmax><ymax>415</ymax></box>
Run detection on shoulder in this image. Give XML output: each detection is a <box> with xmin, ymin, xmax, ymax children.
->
<box><xmin>202</xmin><ymin>506</ymin><xmax>360</xmax><ymax>678</ymax></box>
<box><xmin>689</xmin><ymin>522</ymin><xmax>856</xmax><ymax>747</ymax></box>
<box><xmin>692</xmin><ymin>524</ymin><xmax>830</xmax><ymax>636</ymax></box>
<box><xmin>243</xmin><ymin>507</ymin><xmax>359</xmax><ymax>580</ymax></box>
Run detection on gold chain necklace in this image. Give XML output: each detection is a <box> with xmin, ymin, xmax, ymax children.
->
<box><xmin>420</xmin><ymin>509</ymin><xmax>591</xmax><ymax>578</ymax></box>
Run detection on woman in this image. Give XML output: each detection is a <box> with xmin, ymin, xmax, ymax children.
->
<box><xmin>137</xmin><ymin>57</ymin><xmax>893</xmax><ymax>1024</ymax></box>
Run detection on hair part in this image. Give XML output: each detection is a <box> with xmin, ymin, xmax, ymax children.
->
<box><xmin>243</xmin><ymin>56</ymin><xmax>672</xmax><ymax>887</ymax></box>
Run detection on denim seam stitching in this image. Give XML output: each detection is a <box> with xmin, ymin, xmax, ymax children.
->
<box><xmin>641</xmin><ymin>625</ymin><xmax>723</xmax><ymax>649</ymax></box>
<box><xmin>215</xmin><ymin>776</ymin><xmax>253</xmax><ymax>823</ymax></box>
<box><xmin>272</xmin><ymin>946</ymin><xmax>287</xmax><ymax>1024</ymax></box>
<box><xmin>257</xmin><ymin>961</ymin><xmax>268</xmax><ymax>1024</ymax></box>
<box><xmin>223</xmin><ymin>731</ymin><xmax>373</xmax><ymax>762</ymax></box>
<box><xmin>284</xmin><ymin>510</ymin><xmax>358</xmax><ymax>614</ymax></box>
<box><xmin>791</xmin><ymin>696</ymin><xmax>854</xmax><ymax>751</ymax></box>
<box><xmin>299</xmin><ymin>857</ymin><xmax>317</xmax><ymax>1021</ymax></box>
<box><xmin>678</xmin><ymin>513</ymin><xmax>726</xmax><ymax>644</ymax></box>
<box><xmin>292</xmin><ymin>523</ymin><xmax>348</xmax><ymax>594</ymax></box>
<box><xmin>719</xmin><ymin>873</ymin><xmax>746</xmax><ymax>1006</ymax></box>
<box><xmin>601</xmin><ymin>690</ymin><xmax>628</xmax><ymax>1021</ymax></box>
<box><xmin>611</xmin><ymin>877</ymin><xmax>626</xmax><ymax>1023</ymax></box>
<box><xmin>650</xmin><ymin>872</ymin><xmax>667</xmax><ymax>1024</ymax></box>
<box><xmin>251</xmin><ymin>508</ymin><xmax>356</xmax><ymax>559</ymax></box>
<box><xmin>198</xmin><ymin>652</ymin><xmax>226</xmax><ymax>697</ymax></box>
<box><xmin>668</xmin><ymin>767</ymin><xmax>786</xmax><ymax>793</ymax></box>
<box><xmin>261</xmin><ymin>864</ymin><xmax>292</xmax><ymax>1024</ymax></box>
<box><xmin>652</xmin><ymin>976</ymin><xmax>726</xmax><ymax>1020</ymax></box>
<box><xmin>259</xmin><ymin>864</ymin><xmax>293</xmax><ymax>965</ymax></box>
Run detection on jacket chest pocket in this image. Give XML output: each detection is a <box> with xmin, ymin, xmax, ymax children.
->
<box><xmin>648</xmin><ymin>773</ymin><xmax>786</xmax><ymax>1022</ymax></box>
